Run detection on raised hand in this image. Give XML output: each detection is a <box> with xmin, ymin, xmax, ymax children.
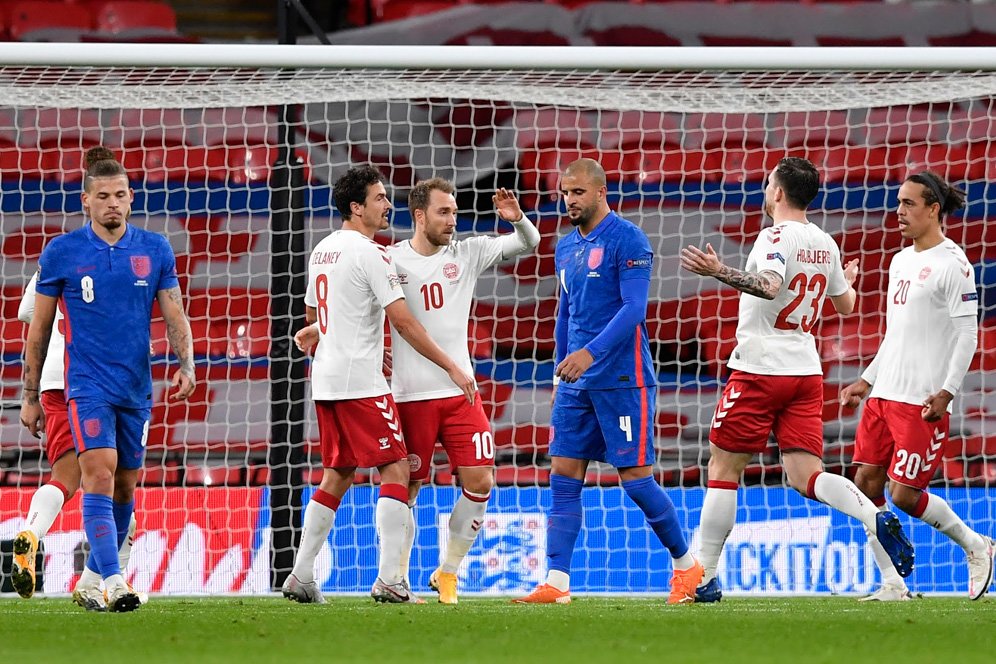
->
<box><xmin>493</xmin><ymin>187</ymin><xmax>524</xmax><ymax>222</ymax></box>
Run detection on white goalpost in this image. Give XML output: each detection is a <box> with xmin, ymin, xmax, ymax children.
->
<box><xmin>0</xmin><ymin>44</ymin><xmax>993</xmax><ymax>597</ymax></box>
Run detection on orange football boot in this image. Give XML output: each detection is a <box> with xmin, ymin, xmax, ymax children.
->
<box><xmin>512</xmin><ymin>583</ymin><xmax>571</xmax><ymax>604</ymax></box>
<box><xmin>668</xmin><ymin>559</ymin><xmax>704</xmax><ymax>605</ymax></box>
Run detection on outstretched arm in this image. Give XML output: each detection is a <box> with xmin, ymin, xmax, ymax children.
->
<box><xmin>680</xmin><ymin>243</ymin><xmax>782</xmax><ymax>300</ymax></box>
<box><xmin>157</xmin><ymin>286</ymin><xmax>196</xmax><ymax>401</ymax></box>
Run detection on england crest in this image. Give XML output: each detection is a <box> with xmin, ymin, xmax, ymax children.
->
<box><xmin>84</xmin><ymin>418</ymin><xmax>102</xmax><ymax>438</ymax></box>
<box><xmin>587</xmin><ymin>247</ymin><xmax>604</xmax><ymax>270</ymax></box>
<box><xmin>131</xmin><ymin>255</ymin><xmax>152</xmax><ymax>279</ymax></box>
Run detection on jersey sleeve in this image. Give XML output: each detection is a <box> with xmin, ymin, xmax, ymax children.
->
<box><xmin>469</xmin><ymin>235</ymin><xmax>506</xmax><ymax>275</ymax></box>
<box><xmin>826</xmin><ymin>242</ymin><xmax>849</xmax><ymax>298</ymax></box>
<box><xmin>18</xmin><ymin>272</ymin><xmax>39</xmax><ymax>323</ymax></box>
<box><xmin>943</xmin><ymin>257</ymin><xmax>979</xmax><ymax>319</ymax></box>
<box><xmin>616</xmin><ymin>227</ymin><xmax>654</xmax><ymax>282</ymax></box>
<box><xmin>156</xmin><ymin>236</ymin><xmax>180</xmax><ymax>292</ymax></box>
<box><xmin>361</xmin><ymin>243</ymin><xmax>405</xmax><ymax>308</ymax></box>
<box><xmin>304</xmin><ymin>273</ymin><xmax>317</xmax><ymax>308</ymax></box>
<box><xmin>35</xmin><ymin>239</ymin><xmax>65</xmax><ymax>298</ymax></box>
<box><xmin>749</xmin><ymin>228</ymin><xmax>789</xmax><ymax>280</ymax></box>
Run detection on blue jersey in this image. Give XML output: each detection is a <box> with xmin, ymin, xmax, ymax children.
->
<box><xmin>35</xmin><ymin>223</ymin><xmax>179</xmax><ymax>409</ymax></box>
<box><xmin>554</xmin><ymin>211</ymin><xmax>656</xmax><ymax>390</ymax></box>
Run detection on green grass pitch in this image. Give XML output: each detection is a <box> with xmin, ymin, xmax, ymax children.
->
<box><xmin>2</xmin><ymin>596</ymin><xmax>994</xmax><ymax>663</ymax></box>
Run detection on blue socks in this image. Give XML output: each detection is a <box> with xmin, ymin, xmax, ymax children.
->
<box><xmin>82</xmin><ymin>494</ymin><xmax>121</xmax><ymax>578</ymax></box>
<box><xmin>547</xmin><ymin>474</ymin><xmax>584</xmax><ymax>575</ymax></box>
<box><xmin>112</xmin><ymin>500</ymin><xmax>134</xmax><ymax>551</ymax></box>
<box><xmin>623</xmin><ymin>476</ymin><xmax>689</xmax><ymax>559</ymax></box>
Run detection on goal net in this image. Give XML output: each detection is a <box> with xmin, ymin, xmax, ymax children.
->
<box><xmin>0</xmin><ymin>45</ymin><xmax>993</xmax><ymax>597</ymax></box>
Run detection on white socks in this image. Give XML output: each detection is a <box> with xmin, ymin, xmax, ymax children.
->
<box><xmin>290</xmin><ymin>499</ymin><xmax>336</xmax><ymax>584</ymax></box>
<box><xmin>441</xmin><ymin>491</ymin><xmax>489</xmax><ymax>574</ymax></box>
<box><xmin>919</xmin><ymin>492</ymin><xmax>987</xmax><ymax>553</ymax></box>
<box><xmin>119</xmin><ymin>513</ymin><xmax>137</xmax><ymax>574</ymax></box>
<box><xmin>400</xmin><ymin>503</ymin><xmax>416</xmax><ymax>585</ymax></box>
<box><xmin>24</xmin><ymin>484</ymin><xmax>66</xmax><ymax>540</ymax></box>
<box><xmin>546</xmin><ymin>569</ymin><xmax>570</xmax><ymax>592</ymax></box>
<box><xmin>698</xmin><ymin>487</ymin><xmax>738</xmax><ymax>583</ymax></box>
<box><xmin>812</xmin><ymin>473</ymin><xmax>879</xmax><ymax>531</ymax></box>
<box><xmin>376</xmin><ymin>497</ymin><xmax>410</xmax><ymax>585</ymax></box>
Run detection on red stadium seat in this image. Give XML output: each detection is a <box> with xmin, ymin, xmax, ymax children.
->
<box><xmin>148</xmin><ymin>375</ymin><xmax>214</xmax><ymax>449</ymax></box>
<box><xmin>494</xmin><ymin>425</ymin><xmax>550</xmax><ymax>455</ymax></box>
<box><xmin>377</xmin><ymin>0</ymin><xmax>457</xmax><ymax>22</ymax></box>
<box><xmin>770</xmin><ymin>110</ymin><xmax>854</xmax><ymax>149</ymax></box>
<box><xmin>494</xmin><ymin>466</ymin><xmax>550</xmax><ymax>486</ymax></box>
<box><xmin>656</xmin><ymin>411</ymin><xmax>688</xmax><ymax>438</ymax></box>
<box><xmin>621</xmin><ymin>148</ymin><xmax>724</xmax><ymax>186</ymax></box>
<box><xmin>804</xmin><ymin>144</ymin><xmax>892</xmax><ymax>183</ymax></box>
<box><xmin>862</xmin><ymin>107</ymin><xmax>938</xmax><ymax>146</ymax></box>
<box><xmin>17</xmin><ymin>108</ymin><xmax>106</xmax><ymax>148</ymax></box>
<box><xmin>186</xmin><ymin>287</ymin><xmax>270</xmax><ymax>322</ymax></box>
<box><xmin>183</xmin><ymin>465</ymin><xmax>245</xmax><ymax>487</ymax></box>
<box><xmin>722</xmin><ymin>147</ymin><xmax>785</xmax><ymax>184</ymax></box>
<box><xmin>6</xmin><ymin>1</ymin><xmax>91</xmax><ymax>40</ymax></box>
<box><xmin>37</xmin><ymin>140</ymin><xmax>98</xmax><ymax>183</ymax></box>
<box><xmin>894</xmin><ymin>142</ymin><xmax>985</xmax><ymax>183</ymax></box>
<box><xmin>112</xmin><ymin>108</ymin><xmax>189</xmax><ymax>147</ymax></box>
<box><xmin>698</xmin><ymin>35</ymin><xmax>792</xmax><ymax>47</ymax></box>
<box><xmin>92</xmin><ymin>1</ymin><xmax>177</xmax><ymax>34</ymax></box>
<box><xmin>0</xmin><ymin>141</ymin><xmax>43</xmax><ymax>182</ymax></box>
<box><xmin>819</xmin><ymin>317</ymin><xmax>884</xmax><ymax>363</ymax></box>
<box><xmin>816</xmin><ymin>36</ymin><xmax>906</xmax><ymax>47</ymax></box>
<box><xmin>683</xmin><ymin>112</ymin><xmax>769</xmax><ymax>150</ymax></box>
<box><xmin>120</xmin><ymin>141</ymin><xmax>226</xmax><ymax>184</ymax></box>
<box><xmin>929</xmin><ymin>31</ymin><xmax>996</xmax><ymax>47</ymax></box>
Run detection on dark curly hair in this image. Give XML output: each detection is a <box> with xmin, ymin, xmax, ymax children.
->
<box><xmin>333</xmin><ymin>165</ymin><xmax>385</xmax><ymax>221</ymax></box>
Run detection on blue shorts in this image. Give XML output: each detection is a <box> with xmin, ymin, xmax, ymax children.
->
<box><xmin>549</xmin><ymin>385</ymin><xmax>656</xmax><ymax>468</ymax></box>
<box><xmin>68</xmin><ymin>398</ymin><xmax>151</xmax><ymax>470</ymax></box>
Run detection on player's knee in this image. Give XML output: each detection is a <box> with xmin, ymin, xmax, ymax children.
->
<box><xmin>113</xmin><ymin>484</ymin><xmax>136</xmax><ymax>504</ymax></box>
<box><xmin>462</xmin><ymin>474</ymin><xmax>493</xmax><ymax>497</ymax></box>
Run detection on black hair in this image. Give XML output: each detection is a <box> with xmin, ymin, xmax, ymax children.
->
<box><xmin>332</xmin><ymin>165</ymin><xmax>386</xmax><ymax>221</ymax></box>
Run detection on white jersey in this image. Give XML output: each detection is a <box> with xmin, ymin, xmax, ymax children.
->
<box><xmin>18</xmin><ymin>273</ymin><xmax>65</xmax><ymax>393</ymax></box>
<box><xmin>727</xmin><ymin>220</ymin><xmax>849</xmax><ymax>376</ymax></box>
<box><xmin>387</xmin><ymin>236</ymin><xmax>505</xmax><ymax>402</ymax></box>
<box><xmin>868</xmin><ymin>239</ymin><xmax>978</xmax><ymax>406</ymax></box>
<box><xmin>305</xmin><ymin>230</ymin><xmax>405</xmax><ymax>401</ymax></box>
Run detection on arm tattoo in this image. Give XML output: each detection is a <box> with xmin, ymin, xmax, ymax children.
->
<box><xmin>715</xmin><ymin>266</ymin><xmax>783</xmax><ymax>300</ymax></box>
<box><xmin>163</xmin><ymin>286</ymin><xmax>195</xmax><ymax>375</ymax></box>
<box><xmin>23</xmin><ymin>326</ymin><xmax>52</xmax><ymax>405</ymax></box>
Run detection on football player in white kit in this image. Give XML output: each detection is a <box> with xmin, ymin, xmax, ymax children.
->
<box><xmin>389</xmin><ymin>179</ymin><xmax>539</xmax><ymax>604</ymax></box>
<box><xmin>681</xmin><ymin>157</ymin><xmax>915</xmax><ymax>603</ymax></box>
<box><xmin>294</xmin><ymin>178</ymin><xmax>540</xmax><ymax>604</ymax></box>
<box><xmin>282</xmin><ymin>165</ymin><xmax>475</xmax><ymax>605</ymax></box>
<box><xmin>841</xmin><ymin>171</ymin><xmax>995</xmax><ymax>601</ymax></box>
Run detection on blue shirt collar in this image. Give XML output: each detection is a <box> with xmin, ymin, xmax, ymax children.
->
<box><xmin>85</xmin><ymin>221</ymin><xmax>133</xmax><ymax>250</ymax></box>
<box><xmin>577</xmin><ymin>210</ymin><xmax>618</xmax><ymax>243</ymax></box>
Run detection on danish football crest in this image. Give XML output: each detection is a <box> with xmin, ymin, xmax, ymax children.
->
<box><xmin>587</xmin><ymin>247</ymin><xmax>604</xmax><ymax>269</ymax></box>
<box><xmin>919</xmin><ymin>266</ymin><xmax>932</xmax><ymax>281</ymax></box>
<box><xmin>131</xmin><ymin>255</ymin><xmax>152</xmax><ymax>279</ymax></box>
<box><xmin>443</xmin><ymin>262</ymin><xmax>459</xmax><ymax>279</ymax></box>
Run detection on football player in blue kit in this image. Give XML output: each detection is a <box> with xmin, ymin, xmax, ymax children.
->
<box><xmin>514</xmin><ymin>158</ymin><xmax>702</xmax><ymax>605</ymax></box>
<box><xmin>20</xmin><ymin>146</ymin><xmax>195</xmax><ymax>612</ymax></box>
